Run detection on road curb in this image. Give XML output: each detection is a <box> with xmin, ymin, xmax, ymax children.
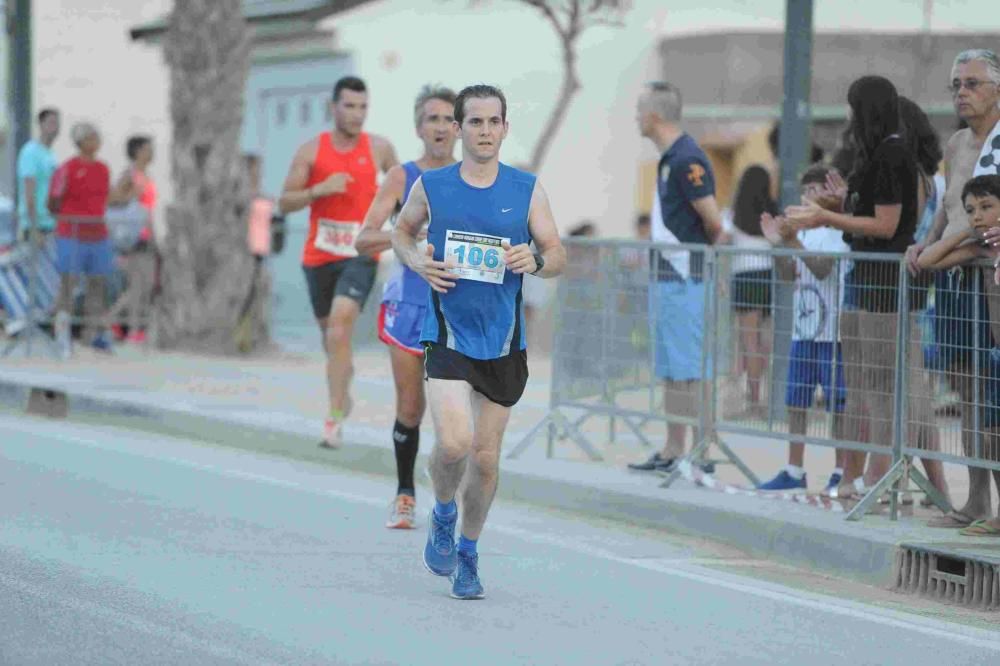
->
<box><xmin>0</xmin><ymin>374</ymin><xmax>898</xmax><ymax>587</ymax></box>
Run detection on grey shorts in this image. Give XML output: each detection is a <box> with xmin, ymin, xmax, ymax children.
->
<box><xmin>302</xmin><ymin>256</ymin><xmax>377</xmax><ymax>319</ymax></box>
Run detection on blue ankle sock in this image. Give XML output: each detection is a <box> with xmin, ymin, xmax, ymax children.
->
<box><xmin>457</xmin><ymin>534</ymin><xmax>477</xmax><ymax>555</ymax></box>
<box><xmin>434</xmin><ymin>499</ymin><xmax>457</xmax><ymax>517</ymax></box>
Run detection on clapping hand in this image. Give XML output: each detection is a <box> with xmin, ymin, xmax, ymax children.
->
<box><xmin>760</xmin><ymin>212</ymin><xmax>795</xmax><ymax>245</ymax></box>
<box><xmin>784</xmin><ymin>197</ymin><xmax>826</xmax><ymax>230</ymax></box>
<box><xmin>813</xmin><ymin>171</ymin><xmax>848</xmax><ymax>212</ymax></box>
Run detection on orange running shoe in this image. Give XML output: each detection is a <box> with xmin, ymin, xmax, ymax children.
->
<box><xmin>386</xmin><ymin>494</ymin><xmax>416</xmax><ymax>529</ymax></box>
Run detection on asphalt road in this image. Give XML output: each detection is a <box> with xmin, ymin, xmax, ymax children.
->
<box><xmin>2</xmin><ymin>414</ymin><xmax>998</xmax><ymax>665</ymax></box>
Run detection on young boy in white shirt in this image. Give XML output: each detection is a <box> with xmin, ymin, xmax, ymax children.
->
<box><xmin>757</xmin><ymin>164</ymin><xmax>849</xmax><ymax>495</ymax></box>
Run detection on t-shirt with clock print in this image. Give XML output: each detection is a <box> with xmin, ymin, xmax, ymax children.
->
<box><xmin>793</xmin><ymin>226</ymin><xmax>848</xmax><ymax>343</ymax></box>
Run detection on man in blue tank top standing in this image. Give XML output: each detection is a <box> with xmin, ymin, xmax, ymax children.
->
<box><xmin>393</xmin><ymin>84</ymin><xmax>566</xmax><ymax>600</ymax></box>
<box><xmin>355</xmin><ymin>85</ymin><xmax>459</xmax><ymax>531</ymax></box>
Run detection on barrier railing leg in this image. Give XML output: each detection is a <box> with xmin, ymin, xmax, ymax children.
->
<box><xmin>658</xmin><ymin>430</ymin><xmax>760</xmax><ymax>489</ymax></box>
<box><xmin>619</xmin><ymin>415</ymin><xmax>654</xmax><ymax>449</ymax></box>
<box><xmin>846</xmin><ymin>458</ymin><xmax>907</xmax><ymax>521</ymax></box>
<box><xmin>907</xmin><ymin>464</ymin><xmax>953</xmax><ymax>515</ymax></box>
<box><xmin>713</xmin><ymin>434</ymin><xmax>760</xmax><ymax>487</ymax></box>
<box><xmin>506</xmin><ymin>408</ymin><xmax>603</xmax><ymax>462</ymax></box>
<box><xmin>508</xmin><ymin>413</ymin><xmax>555</xmax><ymax>460</ymax></box>
<box><xmin>546</xmin><ymin>420</ymin><xmax>555</xmax><ymax>459</ymax></box>
<box><xmin>659</xmin><ymin>433</ymin><xmax>711</xmax><ymax>488</ymax></box>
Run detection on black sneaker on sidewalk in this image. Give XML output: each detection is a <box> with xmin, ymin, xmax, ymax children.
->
<box><xmin>627</xmin><ymin>452</ymin><xmax>676</xmax><ymax>472</ymax></box>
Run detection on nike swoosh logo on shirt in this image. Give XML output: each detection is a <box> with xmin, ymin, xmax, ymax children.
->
<box><xmin>501</xmin><ymin>208</ymin><xmax>513</xmax><ymax>213</ymax></box>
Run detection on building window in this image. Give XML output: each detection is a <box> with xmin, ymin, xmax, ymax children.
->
<box><xmin>275</xmin><ymin>100</ymin><xmax>288</xmax><ymax>127</ymax></box>
<box><xmin>300</xmin><ymin>98</ymin><xmax>312</xmax><ymax>125</ymax></box>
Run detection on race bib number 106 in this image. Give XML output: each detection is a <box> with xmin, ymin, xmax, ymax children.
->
<box><xmin>444</xmin><ymin>230</ymin><xmax>507</xmax><ymax>285</ymax></box>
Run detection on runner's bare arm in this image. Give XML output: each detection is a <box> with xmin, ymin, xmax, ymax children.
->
<box><xmin>372</xmin><ymin>135</ymin><xmax>400</xmax><ymax>173</ymax></box>
<box><xmin>278</xmin><ymin>140</ymin><xmax>318</xmax><ymax>215</ymax></box>
<box><xmin>509</xmin><ymin>180</ymin><xmax>565</xmax><ymax>279</ymax></box>
<box><xmin>690</xmin><ymin>195</ymin><xmax>726</xmax><ymax>243</ymax></box>
<box><xmin>355</xmin><ymin>165</ymin><xmax>407</xmax><ymax>256</ymax></box>
<box><xmin>392</xmin><ymin>178</ymin><xmax>458</xmax><ymax>293</ymax></box>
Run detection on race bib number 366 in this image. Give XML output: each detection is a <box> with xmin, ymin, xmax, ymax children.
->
<box><xmin>444</xmin><ymin>230</ymin><xmax>507</xmax><ymax>284</ymax></box>
<box><xmin>314</xmin><ymin>219</ymin><xmax>359</xmax><ymax>257</ymax></box>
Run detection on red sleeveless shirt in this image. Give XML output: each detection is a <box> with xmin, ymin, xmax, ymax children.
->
<box><xmin>302</xmin><ymin>131</ymin><xmax>377</xmax><ymax>267</ymax></box>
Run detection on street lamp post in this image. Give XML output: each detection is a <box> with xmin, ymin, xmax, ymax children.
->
<box><xmin>769</xmin><ymin>0</ymin><xmax>815</xmax><ymax>425</ymax></box>
<box><xmin>778</xmin><ymin>0</ymin><xmax>814</xmax><ymax>210</ymax></box>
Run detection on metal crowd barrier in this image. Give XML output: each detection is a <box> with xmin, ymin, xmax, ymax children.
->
<box><xmin>1</xmin><ymin>215</ymin><xmax>156</xmax><ymax>358</ymax></box>
<box><xmin>508</xmin><ymin>239</ymin><xmax>750</xmax><ymax>481</ymax></box>
<box><xmin>512</xmin><ymin>238</ymin><xmax>1000</xmax><ymax>522</ymax></box>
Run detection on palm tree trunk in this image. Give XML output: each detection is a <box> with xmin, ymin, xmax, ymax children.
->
<box><xmin>156</xmin><ymin>0</ymin><xmax>269</xmax><ymax>354</ymax></box>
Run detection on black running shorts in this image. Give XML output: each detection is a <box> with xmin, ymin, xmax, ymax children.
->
<box><xmin>424</xmin><ymin>343</ymin><xmax>529</xmax><ymax>408</ymax></box>
<box><xmin>302</xmin><ymin>256</ymin><xmax>377</xmax><ymax>319</ymax></box>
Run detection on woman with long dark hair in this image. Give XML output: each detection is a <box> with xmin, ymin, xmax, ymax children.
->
<box><xmin>729</xmin><ymin>163</ymin><xmax>777</xmax><ymax>413</ymax></box>
<box><xmin>786</xmin><ymin>76</ymin><xmax>924</xmax><ymax>499</ymax></box>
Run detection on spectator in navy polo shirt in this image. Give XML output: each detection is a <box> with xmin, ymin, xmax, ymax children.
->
<box><xmin>629</xmin><ymin>81</ymin><xmax>726</xmax><ymax>472</ymax></box>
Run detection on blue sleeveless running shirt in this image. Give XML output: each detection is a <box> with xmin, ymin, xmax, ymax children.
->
<box><xmin>382</xmin><ymin>162</ymin><xmax>428</xmax><ymax>305</ymax></box>
<box><xmin>419</xmin><ymin>162</ymin><xmax>535</xmax><ymax>360</ymax></box>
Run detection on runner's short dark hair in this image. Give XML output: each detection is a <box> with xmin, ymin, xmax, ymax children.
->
<box><xmin>333</xmin><ymin>76</ymin><xmax>367</xmax><ymax>102</ymax></box>
<box><xmin>454</xmin><ymin>84</ymin><xmax>507</xmax><ymax>125</ymax></box>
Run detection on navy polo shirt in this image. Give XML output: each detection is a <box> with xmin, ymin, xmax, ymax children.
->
<box><xmin>654</xmin><ymin>133</ymin><xmax>716</xmax><ymax>280</ymax></box>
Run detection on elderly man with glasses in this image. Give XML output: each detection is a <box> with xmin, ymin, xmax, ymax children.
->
<box><xmin>906</xmin><ymin>49</ymin><xmax>1000</xmax><ymax>532</ymax></box>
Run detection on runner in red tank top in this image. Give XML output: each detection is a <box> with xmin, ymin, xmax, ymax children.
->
<box><xmin>279</xmin><ymin>76</ymin><xmax>398</xmax><ymax>448</ymax></box>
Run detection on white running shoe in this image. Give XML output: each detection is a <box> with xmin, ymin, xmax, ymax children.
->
<box><xmin>319</xmin><ymin>418</ymin><xmax>342</xmax><ymax>449</ymax></box>
<box><xmin>318</xmin><ymin>395</ymin><xmax>353</xmax><ymax>449</ymax></box>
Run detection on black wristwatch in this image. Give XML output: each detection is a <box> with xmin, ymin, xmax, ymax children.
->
<box><xmin>531</xmin><ymin>252</ymin><xmax>545</xmax><ymax>275</ymax></box>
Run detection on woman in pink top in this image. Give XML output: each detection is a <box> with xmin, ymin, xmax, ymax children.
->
<box><xmin>106</xmin><ymin>135</ymin><xmax>157</xmax><ymax>343</ymax></box>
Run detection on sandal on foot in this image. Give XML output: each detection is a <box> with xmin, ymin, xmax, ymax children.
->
<box><xmin>960</xmin><ymin>520</ymin><xmax>1000</xmax><ymax>537</ymax></box>
<box><xmin>927</xmin><ymin>510</ymin><xmax>976</xmax><ymax>528</ymax></box>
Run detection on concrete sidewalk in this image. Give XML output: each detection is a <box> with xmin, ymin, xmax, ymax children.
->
<box><xmin>0</xmin><ymin>343</ymin><xmax>995</xmax><ymax>590</ymax></box>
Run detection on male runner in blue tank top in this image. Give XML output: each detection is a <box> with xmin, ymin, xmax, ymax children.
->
<box><xmin>355</xmin><ymin>85</ymin><xmax>458</xmax><ymax>530</ymax></box>
<box><xmin>392</xmin><ymin>84</ymin><xmax>566</xmax><ymax>600</ymax></box>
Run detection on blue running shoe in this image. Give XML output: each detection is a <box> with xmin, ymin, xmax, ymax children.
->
<box><xmin>822</xmin><ymin>472</ymin><xmax>843</xmax><ymax>498</ymax></box>
<box><xmin>757</xmin><ymin>470</ymin><xmax>807</xmax><ymax>493</ymax></box>
<box><xmin>91</xmin><ymin>332</ymin><xmax>113</xmax><ymax>353</ymax></box>
<box><xmin>450</xmin><ymin>551</ymin><xmax>485</xmax><ymax>600</ymax></box>
<box><xmin>423</xmin><ymin>509</ymin><xmax>457</xmax><ymax>576</ymax></box>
